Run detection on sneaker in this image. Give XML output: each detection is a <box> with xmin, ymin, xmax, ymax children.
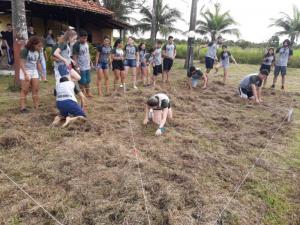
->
<box><xmin>133</xmin><ymin>85</ymin><xmax>138</xmax><ymax>89</ymax></box>
<box><xmin>281</xmin><ymin>85</ymin><xmax>285</xmax><ymax>90</ymax></box>
<box><xmin>270</xmin><ymin>84</ymin><xmax>275</xmax><ymax>89</ymax></box>
<box><xmin>120</xmin><ymin>84</ymin><xmax>123</xmax><ymax>88</ymax></box>
<box><xmin>20</xmin><ymin>108</ymin><xmax>29</xmax><ymax>113</ymax></box>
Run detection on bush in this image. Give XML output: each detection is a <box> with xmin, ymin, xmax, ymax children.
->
<box><xmin>175</xmin><ymin>44</ymin><xmax>300</xmax><ymax>68</ymax></box>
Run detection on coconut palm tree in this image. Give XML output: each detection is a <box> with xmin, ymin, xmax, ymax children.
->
<box><xmin>270</xmin><ymin>5</ymin><xmax>300</xmax><ymax>46</ymax></box>
<box><xmin>134</xmin><ymin>0</ymin><xmax>183</xmax><ymax>40</ymax></box>
<box><xmin>196</xmin><ymin>3</ymin><xmax>240</xmax><ymax>41</ymax></box>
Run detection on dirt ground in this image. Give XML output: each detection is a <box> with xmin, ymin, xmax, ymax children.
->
<box><xmin>0</xmin><ymin>63</ymin><xmax>300</xmax><ymax>225</ymax></box>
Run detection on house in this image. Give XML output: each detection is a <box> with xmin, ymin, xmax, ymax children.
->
<box><xmin>0</xmin><ymin>0</ymin><xmax>130</xmax><ymax>44</ymax></box>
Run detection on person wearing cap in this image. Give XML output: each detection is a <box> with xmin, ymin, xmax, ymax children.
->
<box><xmin>271</xmin><ymin>39</ymin><xmax>293</xmax><ymax>90</ymax></box>
<box><xmin>187</xmin><ymin>66</ymin><xmax>208</xmax><ymax>89</ymax></box>
<box><xmin>260</xmin><ymin>47</ymin><xmax>275</xmax><ymax>88</ymax></box>
<box><xmin>199</xmin><ymin>36</ymin><xmax>223</xmax><ymax>88</ymax></box>
<box><xmin>143</xmin><ymin>93</ymin><xmax>173</xmax><ymax>136</ymax></box>
<box><xmin>52</xmin><ymin>71</ymin><xmax>87</xmax><ymax>127</ymax></box>
<box><xmin>239</xmin><ymin>69</ymin><xmax>269</xmax><ymax>104</ymax></box>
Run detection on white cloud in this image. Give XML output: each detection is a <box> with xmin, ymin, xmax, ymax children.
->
<box><xmin>162</xmin><ymin>0</ymin><xmax>300</xmax><ymax>43</ymax></box>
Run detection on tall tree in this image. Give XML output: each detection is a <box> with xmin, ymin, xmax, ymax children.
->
<box><xmin>185</xmin><ymin>0</ymin><xmax>199</xmax><ymax>69</ymax></box>
<box><xmin>101</xmin><ymin>0</ymin><xmax>145</xmax><ymax>22</ymax></box>
<box><xmin>150</xmin><ymin>0</ymin><xmax>158</xmax><ymax>45</ymax></box>
<box><xmin>196</xmin><ymin>3</ymin><xmax>240</xmax><ymax>41</ymax></box>
<box><xmin>270</xmin><ymin>5</ymin><xmax>300</xmax><ymax>46</ymax></box>
<box><xmin>134</xmin><ymin>0</ymin><xmax>182</xmax><ymax>41</ymax></box>
<box><xmin>11</xmin><ymin>0</ymin><xmax>28</xmax><ymax>86</ymax></box>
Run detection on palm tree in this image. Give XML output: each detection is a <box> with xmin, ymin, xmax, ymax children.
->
<box><xmin>196</xmin><ymin>3</ymin><xmax>240</xmax><ymax>41</ymax></box>
<box><xmin>134</xmin><ymin>0</ymin><xmax>183</xmax><ymax>40</ymax></box>
<box><xmin>270</xmin><ymin>5</ymin><xmax>300</xmax><ymax>46</ymax></box>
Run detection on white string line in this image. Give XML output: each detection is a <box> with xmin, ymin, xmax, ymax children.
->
<box><xmin>0</xmin><ymin>168</ymin><xmax>64</xmax><ymax>225</ymax></box>
<box><xmin>211</xmin><ymin>107</ymin><xmax>291</xmax><ymax>225</ymax></box>
<box><xmin>123</xmin><ymin>91</ymin><xmax>152</xmax><ymax>225</ymax></box>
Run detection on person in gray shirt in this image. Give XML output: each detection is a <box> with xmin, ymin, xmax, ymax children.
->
<box><xmin>152</xmin><ymin>40</ymin><xmax>163</xmax><ymax>88</ymax></box>
<box><xmin>124</xmin><ymin>36</ymin><xmax>139</xmax><ymax>89</ymax></box>
<box><xmin>72</xmin><ymin>30</ymin><xmax>92</xmax><ymax>97</ymax></box>
<box><xmin>239</xmin><ymin>69</ymin><xmax>269</xmax><ymax>104</ymax></box>
<box><xmin>271</xmin><ymin>39</ymin><xmax>293</xmax><ymax>90</ymax></box>
<box><xmin>96</xmin><ymin>36</ymin><xmax>112</xmax><ymax>96</ymax></box>
<box><xmin>199</xmin><ymin>36</ymin><xmax>223</xmax><ymax>88</ymax></box>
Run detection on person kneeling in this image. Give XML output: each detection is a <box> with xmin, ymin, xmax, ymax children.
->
<box><xmin>143</xmin><ymin>93</ymin><xmax>173</xmax><ymax>136</ymax></box>
<box><xmin>52</xmin><ymin>76</ymin><xmax>86</xmax><ymax>127</ymax></box>
<box><xmin>239</xmin><ymin>69</ymin><xmax>269</xmax><ymax>104</ymax></box>
<box><xmin>187</xmin><ymin>66</ymin><xmax>208</xmax><ymax>89</ymax></box>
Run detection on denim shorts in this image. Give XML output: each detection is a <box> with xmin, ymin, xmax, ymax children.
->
<box><xmin>79</xmin><ymin>70</ymin><xmax>91</xmax><ymax>85</ymax></box>
<box><xmin>97</xmin><ymin>61</ymin><xmax>109</xmax><ymax>70</ymax></box>
<box><xmin>56</xmin><ymin>99</ymin><xmax>86</xmax><ymax>117</ymax></box>
<box><xmin>205</xmin><ymin>57</ymin><xmax>215</xmax><ymax>69</ymax></box>
<box><xmin>274</xmin><ymin>66</ymin><xmax>287</xmax><ymax>76</ymax></box>
<box><xmin>191</xmin><ymin>78</ymin><xmax>199</xmax><ymax>88</ymax></box>
<box><xmin>124</xmin><ymin>59</ymin><xmax>137</xmax><ymax>68</ymax></box>
<box><xmin>140</xmin><ymin>62</ymin><xmax>147</xmax><ymax>68</ymax></box>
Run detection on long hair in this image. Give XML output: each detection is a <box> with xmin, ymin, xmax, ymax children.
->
<box><xmin>138</xmin><ymin>42</ymin><xmax>145</xmax><ymax>52</ymax></box>
<box><xmin>114</xmin><ymin>39</ymin><xmax>122</xmax><ymax>48</ymax></box>
<box><xmin>63</xmin><ymin>30</ymin><xmax>77</xmax><ymax>43</ymax></box>
<box><xmin>25</xmin><ymin>36</ymin><xmax>43</xmax><ymax>51</ymax></box>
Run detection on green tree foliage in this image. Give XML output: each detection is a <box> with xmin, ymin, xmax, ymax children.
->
<box><xmin>196</xmin><ymin>3</ymin><xmax>240</xmax><ymax>41</ymax></box>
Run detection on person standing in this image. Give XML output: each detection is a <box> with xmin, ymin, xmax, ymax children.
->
<box><xmin>72</xmin><ymin>30</ymin><xmax>92</xmax><ymax>97</ymax></box>
<box><xmin>45</xmin><ymin>29</ymin><xmax>56</xmax><ymax>48</ymax></box>
<box><xmin>200</xmin><ymin>36</ymin><xmax>223</xmax><ymax>88</ymax></box>
<box><xmin>162</xmin><ymin>36</ymin><xmax>177</xmax><ymax>83</ymax></box>
<box><xmin>1</xmin><ymin>24</ymin><xmax>14</xmax><ymax>67</ymax></box>
<box><xmin>28</xmin><ymin>26</ymin><xmax>36</xmax><ymax>38</ymax></box>
<box><xmin>95</xmin><ymin>36</ymin><xmax>112</xmax><ymax>96</ymax></box>
<box><xmin>271</xmin><ymin>39</ymin><xmax>293</xmax><ymax>90</ymax></box>
<box><xmin>53</xmin><ymin>30</ymin><xmax>81</xmax><ymax>82</ymax></box>
<box><xmin>111</xmin><ymin>39</ymin><xmax>125</xmax><ymax>91</ymax></box>
<box><xmin>19</xmin><ymin>36</ymin><xmax>43</xmax><ymax>113</ymax></box>
<box><xmin>151</xmin><ymin>40</ymin><xmax>163</xmax><ymax>88</ymax></box>
<box><xmin>260</xmin><ymin>47</ymin><xmax>275</xmax><ymax>88</ymax></box>
<box><xmin>138</xmin><ymin>42</ymin><xmax>150</xmax><ymax>86</ymax></box>
<box><xmin>214</xmin><ymin>45</ymin><xmax>237</xmax><ymax>84</ymax></box>
<box><xmin>124</xmin><ymin>36</ymin><xmax>139</xmax><ymax>89</ymax></box>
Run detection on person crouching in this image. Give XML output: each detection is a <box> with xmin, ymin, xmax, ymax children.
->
<box><xmin>143</xmin><ymin>93</ymin><xmax>173</xmax><ymax>136</ymax></box>
<box><xmin>52</xmin><ymin>66</ymin><xmax>86</xmax><ymax>127</ymax></box>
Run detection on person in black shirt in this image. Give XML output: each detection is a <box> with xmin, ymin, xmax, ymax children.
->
<box><xmin>28</xmin><ymin>26</ymin><xmax>36</xmax><ymax>38</ymax></box>
<box><xmin>1</xmin><ymin>24</ymin><xmax>14</xmax><ymax>66</ymax></box>
<box><xmin>187</xmin><ymin>66</ymin><xmax>208</xmax><ymax>89</ymax></box>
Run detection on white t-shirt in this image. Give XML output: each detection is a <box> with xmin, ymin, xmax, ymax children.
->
<box><xmin>56</xmin><ymin>81</ymin><xmax>78</xmax><ymax>102</ymax></box>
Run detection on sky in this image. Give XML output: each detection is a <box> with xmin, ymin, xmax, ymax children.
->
<box><xmin>136</xmin><ymin>0</ymin><xmax>300</xmax><ymax>43</ymax></box>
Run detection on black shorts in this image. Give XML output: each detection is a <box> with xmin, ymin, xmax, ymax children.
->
<box><xmin>260</xmin><ymin>64</ymin><xmax>271</xmax><ymax>73</ymax></box>
<box><xmin>239</xmin><ymin>87</ymin><xmax>253</xmax><ymax>98</ymax></box>
<box><xmin>153</xmin><ymin>64</ymin><xmax>162</xmax><ymax>76</ymax></box>
<box><xmin>153</xmin><ymin>102</ymin><xmax>171</xmax><ymax>110</ymax></box>
<box><xmin>163</xmin><ymin>58</ymin><xmax>174</xmax><ymax>71</ymax></box>
<box><xmin>205</xmin><ymin>57</ymin><xmax>215</xmax><ymax>69</ymax></box>
<box><xmin>112</xmin><ymin>60</ymin><xmax>125</xmax><ymax>71</ymax></box>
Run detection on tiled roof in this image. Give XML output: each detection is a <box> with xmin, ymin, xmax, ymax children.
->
<box><xmin>28</xmin><ymin>0</ymin><xmax>114</xmax><ymax>16</ymax></box>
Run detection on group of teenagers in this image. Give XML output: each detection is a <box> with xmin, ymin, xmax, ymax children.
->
<box><xmin>18</xmin><ymin>29</ymin><xmax>294</xmax><ymax>135</ymax></box>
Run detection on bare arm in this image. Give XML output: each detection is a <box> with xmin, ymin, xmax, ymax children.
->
<box><xmin>251</xmin><ymin>84</ymin><xmax>259</xmax><ymax>103</ymax></box>
<box><xmin>231</xmin><ymin>55</ymin><xmax>237</xmax><ymax>64</ymax></box>
<box><xmin>173</xmin><ymin>49</ymin><xmax>177</xmax><ymax>60</ymax></box>
<box><xmin>54</xmin><ymin>48</ymin><xmax>68</xmax><ymax>65</ymax></box>
<box><xmin>95</xmin><ymin>52</ymin><xmax>100</xmax><ymax>66</ymax></box>
<box><xmin>20</xmin><ymin>59</ymin><xmax>27</xmax><ymax>77</ymax></box>
<box><xmin>143</xmin><ymin>105</ymin><xmax>150</xmax><ymax>124</ymax></box>
<box><xmin>159</xmin><ymin>108</ymin><xmax>169</xmax><ymax>129</ymax></box>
